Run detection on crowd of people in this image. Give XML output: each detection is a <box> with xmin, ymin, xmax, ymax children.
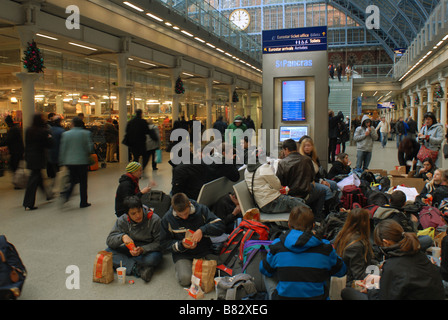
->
<box><xmin>2</xmin><ymin>108</ymin><xmax>448</xmax><ymax>300</ymax></box>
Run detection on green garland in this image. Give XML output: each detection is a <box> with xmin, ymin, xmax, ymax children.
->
<box><xmin>435</xmin><ymin>85</ymin><xmax>444</xmax><ymax>99</ymax></box>
<box><xmin>175</xmin><ymin>76</ymin><xmax>185</xmax><ymax>94</ymax></box>
<box><xmin>232</xmin><ymin>90</ymin><xmax>239</xmax><ymax>103</ymax></box>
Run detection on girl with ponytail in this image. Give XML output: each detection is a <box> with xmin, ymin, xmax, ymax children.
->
<box><xmin>342</xmin><ymin>219</ymin><xmax>445</xmax><ymax>300</ymax></box>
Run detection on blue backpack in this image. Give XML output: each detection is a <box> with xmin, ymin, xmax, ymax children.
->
<box><xmin>0</xmin><ymin>235</ymin><xmax>26</xmax><ymax>299</ymax></box>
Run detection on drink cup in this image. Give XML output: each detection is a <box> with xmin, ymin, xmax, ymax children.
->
<box><xmin>117</xmin><ymin>267</ymin><xmax>126</xmax><ymax>284</ymax></box>
<box><xmin>432</xmin><ymin>247</ymin><xmax>441</xmax><ymax>259</ymax></box>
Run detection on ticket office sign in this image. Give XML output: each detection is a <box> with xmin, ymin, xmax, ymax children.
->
<box><xmin>262</xmin><ymin>26</ymin><xmax>327</xmax><ymax>54</ymax></box>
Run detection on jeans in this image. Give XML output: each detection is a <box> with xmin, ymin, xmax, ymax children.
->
<box><xmin>106</xmin><ymin>246</ymin><xmax>162</xmax><ymax>275</ymax></box>
<box><xmin>381</xmin><ymin>132</ymin><xmax>388</xmax><ymax>147</ymax></box>
<box><xmin>306</xmin><ymin>184</ymin><xmax>327</xmax><ymax>221</ymax></box>
<box><xmin>314</xmin><ymin>179</ymin><xmax>338</xmax><ymax>201</ymax></box>
<box><xmin>396</xmin><ymin>134</ymin><xmax>404</xmax><ymax>148</ymax></box>
<box><xmin>261</xmin><ymin>194</ymin><xmax>308</xmax><ymax>214</ymax></box>
<box><xmin>262</xmin><ymin>274</ymin><xmax>279</xmax><ymax>300</ymax></box>
<box><xmin>356</xmin><ymin>151</ymin><xmax>372</xmax><ymax>171</ymax></box>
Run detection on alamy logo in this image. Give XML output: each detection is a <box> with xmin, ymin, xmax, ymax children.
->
<box><xmin>66</xmin><ymin>5</ymin><xmax>80</xmax><ymax>30</ymax></box>
<box><xmin>366</xmin><ymin>5</ymin><xmax>380</xmax><ymax>30</ymax></box>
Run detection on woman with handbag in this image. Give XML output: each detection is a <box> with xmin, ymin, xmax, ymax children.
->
<box><xmin>417</xmin><ymin>112</ymin><xmax>444</xmax><ymax>168</ymax></box>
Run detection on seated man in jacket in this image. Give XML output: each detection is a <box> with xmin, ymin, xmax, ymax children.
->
<box><xmin>245</xmin><ymin>162</ymin><xmax>309</xmax><ymax>214</ymax></box>
<box><xmin>115</xmin><ymin>162</ymin><xmax>154</xmax><ymax>217</ymax></box>
<box><xmin>260</xmin><ymin>205</ymin><xmax>346</xmax><ymax>299</ymax></box>
<box><xmin>327</xmin><ymin>152</ymin><xmax>352</xmax><ymax>180</ymax></box>
<box><xmin>160</xmin><ymin>193</ymin><xmax>226</xmax><ymax>287</ymax></box>
<box><xmin>106</xmin><ymin>196</ymin><xmax>162</xmax><ymax>282</ymax></box>
<box><xmin>276</xmin><ymin>139</ymin><xmax>326</xmax><ymax>221</ymax></box>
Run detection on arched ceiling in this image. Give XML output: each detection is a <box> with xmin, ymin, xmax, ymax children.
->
<box><xmin>330</xmin><ymin>0</ymin><xmax>439</xmax><ymax>58</ymax></box>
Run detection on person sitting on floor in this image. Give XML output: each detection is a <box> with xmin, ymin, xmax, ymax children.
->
<box><xmin>276</xmin><ymin>139</ymin><xmax>327</xmax><ymax>221</ymax></box>
<box><xmin>431</xmin><ymin>169</ymin><xmax>448</xmax><ymax>208</ymax></box>
<box><xmin>333</xmin><ymin>208</ymin><xmax>375</xmax><ymax>287</ymax></box>
<box><xmin>211</xmin><ymin>192</ymin><xmax>242</xmax><ymax>234</ymax></box>
<box><xmin>160</xmin><ymin>192</ymin><xmax>226</xmax><ymax>287</ymax></box>
<box><xmin>245</xmin><ymin>161</ymin><xmax>309</xmax><ymax>214</ymax></box>
<box><xmin>341</xmin><ymin>219</ymin><xmax>445</xmax><ymax>300</ymax></box>
<box><xmin>327</xmin><ymin>152</ymin><xmax>352</xmax><ymax>180</ymax></box>
<box><xmin>413</xmin><ymin>157</ymin><xmax>436</xmax><ymax>182</ymax></box>
<box><xmin>106</xmin><ymin>196</ymin><xmax>162</xmax><ymax>282</ymax></box>
<box><xmin>115</xmin><ymin>162</ymin><xmax>155</xmax><ymax>217</ymax></box>
<box><xmin>416</xmin><ymin>168</ymin><xmax>443</xmax><ymax>205</ymax></box>
<box><xmin>260</xmin><ymin>205</ymin><xmax>346</xmax><ymax>300</ymax></box>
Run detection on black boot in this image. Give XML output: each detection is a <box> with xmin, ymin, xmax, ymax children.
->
<box><xmin>137</xmin><ymin>265</ymin><xmax>154</xmax><ymax>283</ymax></box>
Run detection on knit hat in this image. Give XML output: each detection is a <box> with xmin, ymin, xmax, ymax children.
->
<box><xmin>126</xmin><ymin>162</ymin><xmax>142</xmax><ymax>173</ymax></box>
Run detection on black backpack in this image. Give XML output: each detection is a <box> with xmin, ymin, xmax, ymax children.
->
<box><xmin>0</xmin><ymin>235</ymin><xmax>26</xmax><ymax>300</ymax></box>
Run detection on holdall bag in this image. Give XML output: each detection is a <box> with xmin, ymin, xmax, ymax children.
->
<box><xmin>0</xmin><ymin>235</ymin><xmax>27</xmax><ymax>300</ymax></box>
<box><xmin>419</xmin><ymin>206</ymin><xmax>447</xmax><ymax>229</ymax></box>
<box><xmin>417</xmin><ymin>144</ymin><xmax>439</xmax><ymax>163</ymax></box>
<box><xmin>141</xmin><ymin>190</ymin><xmax>171</xmax><ymax>219</ymax></box>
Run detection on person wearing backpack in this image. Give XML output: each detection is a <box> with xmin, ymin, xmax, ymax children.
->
<box><xmin>160</xmin><ymin>193</ymin><xmax>226</xmax><ymax>287</ymax></box>
<box><xmin>260</xmin><ymin>206</ymin><xmax>346</xmax><ymax>299</ymax></box>
<box><xmin>341</xmin><ymin>219</ymin><xmax>445</xmax><ymax>300</ymax></box>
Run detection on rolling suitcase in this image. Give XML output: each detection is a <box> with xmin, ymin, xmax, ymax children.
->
<box><xmin>141</xmin><ymin>190</ymin><xmax>171</xmax><ymax>218</ymax></box>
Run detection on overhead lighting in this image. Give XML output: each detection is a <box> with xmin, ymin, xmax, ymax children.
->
<box><xmin>173</xmin><ymin>26</ymin><xmax>180</xmax><ymax>30</ymax></box>
<box><xmin>182</xmin><ymin>72</ymin><xmax>194</xmax><ymax>77</ymax></box>
<box><xmin>123</xmin><ymin>1</ymin><xmax>144</xmax><ymax>12</ymax></box>
<box><xmin>85</xmin><ymin>58</ymin><xmax>102</xmax><ymax>63</ymax></box>
<box><xmin>443</xmin><ymin>34</ymin><xmax>448</xmax><ymax>41</ymax></box>
<box><xmin>69</xmin><ymin>42</ymin><xmax>97</xmax><ymax>51</ymax></box>
<box><xmin>139</xmin><ymin>60</ymin><xmax>156</xmax><ymax>66</ymax></box>
<box><xmin>165</xmin><ymin>22</ymin><xmax>173</xmax><ymax>27</ymax></box>
<box><xmin>181</xmin><ymin>30</ymin><xmax>194</xmax><ymax>37</ymax></box>
<box><xmin>194</xmin><ymin>37</ymin><xmax>205</xmax><ymax>43</ymax></box>
<box><xmin>146</xmin><ymin>13</ymin><xmax>163</xmax><ymax>22</ymax></box>
<box><xmin>36</xmin><ymin>33</ymin><xmax>58</xmax><ymax>41</ymax></box>
<box><xmin>206</xmin><ymin>43</ymin><xmax>216</xmax><ymax>48</ymax></box>
<box><xmin>10</xmin><ymin>97</ymin><xmax>18</xmax><ymax>103</ymax></box>
<box><xmin>216</xmin><ymin>48</ymin><xmax>225</xmax><ymax>53</ymax></box>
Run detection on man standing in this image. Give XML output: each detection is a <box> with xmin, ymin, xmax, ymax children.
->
<box><xmin>395</xmin><ymin>117</ymin><xmax>409</xmax><ymax>148</ymax></box>
<box><xmin>407</xmin><ymin>116</ymin><xmax>418</xmax><ymax>140</ymax></box>
<box><xmin>125</xmin><ymin>109</ymin><xmax>151</xmax><ymax>169</ymax></box>
<box><xmin>59</xmin><ymin>117</ymin><xmax>94</xmax><ymax>208</ymax></box>
<box><xmin>375</xmin><ymin>116</ymin><xmax>390</xmax><ymax>148</ymax></box>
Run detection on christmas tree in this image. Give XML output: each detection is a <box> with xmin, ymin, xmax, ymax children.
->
<box><xmin>22</xmin><ymin>40</ymin><xmax>45</xmax><ymax>73</ymax></box>
<box><xmin>232</xmin><ymin>90</ymin><xmax>239</xmax><ymax>102</ymax></box>
<box><xmin>435</xmin><ymin>85</ymin><xmax>444</xmax><ymax>99</ymax></box>
<box><xmin>175</xmin><ymin>76</ymin><xmax>185</xmax><ymax>94</ymax></box>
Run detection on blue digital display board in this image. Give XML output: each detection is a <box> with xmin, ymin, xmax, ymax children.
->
<box><xmin>262</xmin><ymin>26</ymin><xmax>327</xmax><ymax>54</ymax></box>
<box><xmin>282</xmin><ymin>80</ymin><xmax>306</xmax><ymax>121</ymax></box>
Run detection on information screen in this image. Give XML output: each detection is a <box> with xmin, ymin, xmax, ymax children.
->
<box><xmin>279</xmin><ymin>126</ymin><xmax>308</xmax><ymax>142</ymax></box>
<box><xmin>282</xmin><ymin>80</ymin><xmax>306</xmax><ymax>121</ymax></box>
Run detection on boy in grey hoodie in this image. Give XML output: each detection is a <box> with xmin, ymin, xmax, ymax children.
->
<box><xmin>106</xmin><ymin>196</ymin><xmax>162</xmax><ymax>282</ymax></box>
<box><xmin>353</xmin><ymin>115</ymin><xmax>378</xmax><ymax>170</ymax></box>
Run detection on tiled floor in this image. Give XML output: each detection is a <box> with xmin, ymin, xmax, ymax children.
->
<box><xmin>0</xmin><ymin>138</ymin><xmax>443</xmax><ymax>300</ymax></box>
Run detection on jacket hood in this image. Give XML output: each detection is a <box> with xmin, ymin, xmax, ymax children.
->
<box><xmin>381</xmin><ymin>243</ymin><xmax>414</xmax><ymax>258</ymax></box>
<box><xmin>427</xmin><ymin>122</ymin><xmax>443</xmax><ymax>130</ymax></box>
<box><xmin>281</xmin><ymin>229</ymin><xmax>325</xmax><ymax>253</ymax></box>
<box><xmin>119</xmin><ymin>173</ymin><xmax>135</xmax><ymax>183</ymax></box>
<box><xmin>361</xmin><ymin>115</ymin><xmax>371</xmax><ymax>126</ymax></box>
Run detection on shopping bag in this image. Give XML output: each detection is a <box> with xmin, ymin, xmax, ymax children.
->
<box><xmin>92</xmin><ymin>251</ymin><xmax>114</xmax><ymax>284</ymax></box>
<box><xmin>192</xmin><ymin>258</ymin><xmax>217</xmax><ymax>293</ymax></box>
<box><xmin>155</xmin><ymin>149</ymin><xmax>162</xmax><ymax>163</ymax></box>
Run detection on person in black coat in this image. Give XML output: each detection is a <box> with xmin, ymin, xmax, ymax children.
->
<box><xmin>327</xmin><ymin>152</ymin><xmax>352</xmax><ymax>180</ymax></box>
<box><xmin>125</xmin><ymin>109</ymin><xmax>151</xmax><ymax>169</ymax></box>
<box><xmin>342</xmin><ymin>219</ymin><xmax>445</xmax><ymax>300</ymax></box>
<box><xmin>1</xmin><ymin>115</ymin><xmax>24</xmax><ymax>176</ymax></box>
<box><xmin>328</xmin><ymin>110</ymin><xmax>344</xmax><ymax>163</ymax></box>
<box><xmin>22</xmin><ymin>113</ymin><xmax>53</xmax><ymax>210</ymax></box>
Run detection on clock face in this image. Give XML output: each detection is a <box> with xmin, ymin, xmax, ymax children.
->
<box><xmin>229</xmin><ymin>9</ymin><xmax>250</xmax><ymax>30</ymax></box>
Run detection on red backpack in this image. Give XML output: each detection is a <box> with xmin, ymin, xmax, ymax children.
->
<box><xmin>217</xmin><ymin>219</ymin><xmax>269</xmax><ymax>276</ymax></box>
<box><xmin>341</xmin><ymin>185</ymin><xmax>367</xmax><ymax>210</ymax></box>
<box><xmin>419</xmin><ymin>206</ymin><xmax>447</xmax><ymax>229</ymax></box>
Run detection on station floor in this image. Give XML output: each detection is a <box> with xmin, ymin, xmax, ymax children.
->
<box><xmin>0</xmin><ymin>138</ymin><xmax>444</xmax><ymax>300</ymax></box>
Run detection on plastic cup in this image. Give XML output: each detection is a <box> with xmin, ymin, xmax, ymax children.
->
<box><xmin>432</xmin><ymin>247</ymin><xmax>441</xmax><ymax>259</ymax></box>
<box><xmin>117</xmin><ymin>267</ymin><xmax>126</xmax><ymax>284</ymax></box>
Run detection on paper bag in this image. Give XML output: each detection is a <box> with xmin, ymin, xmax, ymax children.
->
<box><xmin>243</xmin><ymin>208</ymin><xmax>260</xmax><ymax>221</ymax></box>
<box><xmin>93</xmin><ymin>250</ymin><xmax>114</xmax><ymax>284</ymax></box>
<box><xmin>192</xmin><ymin>258</ymin><xmax>217</xmax><ymax>293</ymax></box>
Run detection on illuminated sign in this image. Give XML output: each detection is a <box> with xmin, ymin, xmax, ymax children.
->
<box><xmin>262</xmin><ymin>26</ymin><xmax>327</xmax><ymax>54</ymax></box>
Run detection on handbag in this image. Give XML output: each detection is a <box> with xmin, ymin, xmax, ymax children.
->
<box><xmin>155</xmin><ymin>149</ymin><xmax>162</xmax><ymax>163</ymax></box>
<box><xmin>417</xmin><ymin>144</ymin><xmax>438</xmax><ymax>163</ymax></box>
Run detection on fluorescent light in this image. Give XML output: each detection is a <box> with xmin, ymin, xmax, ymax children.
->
<box><xmin>123</xmin><ymin>1</ymin><xmax>144</xmax><ymax>12</ymax></box>
<box><xmin>146</xmin><ymin>13</ymin><xmax>163</xmax><ymax>22</ymax></box>
<box><xmin>139</xmin><ymin>60</ymin><xmax>156</xmax><ymax>66</ymax></box>
<box><xmin>443</xmin><ymin>34</ymin><xmax>448</xmax><ymax>41</ymax></box>
<box><xmin>36</xmin><ymin>33</ymin><xmax>58</xmax><ymax>41</ymax></box>
<box><xmin>182</xmin><ymin>72</ymin><xmax>194</xmax><ymax>77</ymax></box>
<box><xmin>436</xmin><ymin>41</ymin><xmax>443</xmax><ymax>47</ymax></box>
<box><xmin>85</xmin><ymin>58</ymin><xmax>102</xmax><ymax>63</ymax></box>
<box><xmin>68</xmin><ymin>42</ymin><xmax>97</xmax><ymax>51</ymax></box>
<box><xmin>216</xmin><ymin>48</ymin><xmax>224</xmax><ymax>53</ymax></box>
<box><xmin>181</xmin><ymin>30</ymin><xmax>194</xmax><ymax>37</ymax></box>
<box><xmin>206</xmin><ymin>43</ymin><xmax>216</xmax><ymax>48</ymax></box>
<box><xmin>173</xmin><ymin>26</ymin><xmax>180</xmax><ymax>30</ymax></box>
<box><xmin>194</xmin><ymin>37</ymin><xmax>205</xmax><ymax>43</ymax></box>
<box><xmin>165</xmin><ymin>22</ymin><xmax>172</xmax><ymax>26</ymax></box>
<box><xmin>10</xmin><ymin>97</ymin><xmax>18</xmax><ymax>103</ymax></box>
